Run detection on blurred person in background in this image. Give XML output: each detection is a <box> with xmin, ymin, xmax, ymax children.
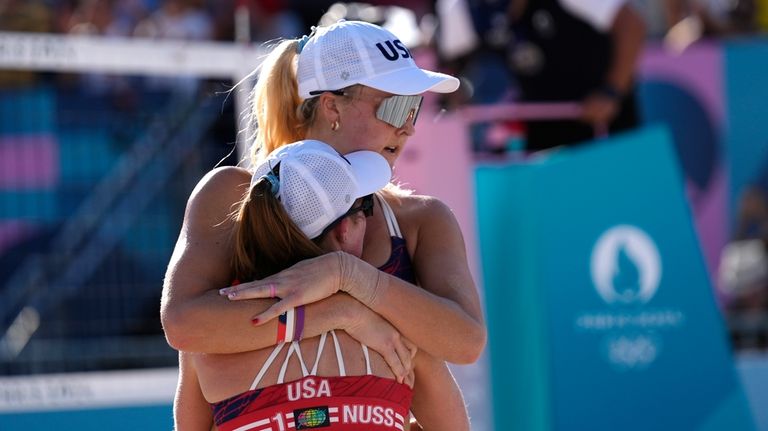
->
<box><xmin>0</xmin><ymin>0</ymin><xmax>51</xmax><ymax>88</ymax></box>
<box><xmin>134</xmin><ymin>0</ymin><xmax>213</xmax><ymax>94</ymax></box>
<box><xmin>134</xmin><ymin>0</ymin><xmax>211</xmax><ymax>40</ymax></box>
<box><xmin>207</xmin><ymin>0</ymin><xmax>303</xmax><ymax>43</ymax></box>
<box><xmin>161</xmin><ymin>19</ymin><xmax>484</xmax><ymax>430</ymax></box>
<box><xmin>658</xmin><ymin>0</ymin><xmax>763</xmax><ymax>53</ymax></box>
<box><xmin>65</xmin><ymin>0</ymin><xmax>140</xmax><ymax>100</ymax></box>
<box><xmin>437</xmin><ymin>0</ymin><xmax>646</xmax><ymax>152</ymax></box>
<box><xmin>719</xmin><ymin>159</ymin><xmax>768</xmax><ymax>351</ymax></box>
<box><xmin>66</xmin><ymin>0</ymin><xmax>142</xmax><ymax>37</ymax></box>
<box><xmin>664</xmin><ymin>0</ymin><xmax>759</xmax><ymax>36</ymax></box>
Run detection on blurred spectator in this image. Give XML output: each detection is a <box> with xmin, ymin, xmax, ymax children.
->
<box><xmin>437</xmin><ymin>0</ymin><xmax>646</xmax><ymax>153</ymax></box>
<box><xmin>0</xmin><ymin>0</ymin><xmax>50</xmax><ymax>34</ymax></box>
<box><xmin>112</xmin><ymin>0</ymin><xmax>150</xmax><ymax>31</ymax></box>
<box><xmin>206</xmin><ymin>0</ymin><xmax>303</xmax><ymax>43</ymax></box>
<box><xmin>720</xmin><ymin>161</ymin><xmax>768</xmax><ymax>351</ymax></box>
<box><xmin>134</xmin><ymin>0</ymin><xmax>213</xmax><ymax>94</ymax></box>
<box><xmin>289</xmin><ymin>0</ymin><xmax>340</xmax><ymax>32</ymax></box>
<box><xmin>318</xmin><ymin>2</ymin><xmax>423</xmax><ymax>47</ymax></box>
<box><xmin>434</xmin><ymin>0</ymin><xmax>517</xmax><ymax>153</ymax></box>
<box><xmin>629</xmin><ymin>0</ymin><xmax>669</xmax><ymax>39</ymax></box>
<box><xmin>248</xmin><ymin>0</ymin><xmax>302</xmax><ymax>41</ymax></box>
<box><xmin>134</xmin><ymin>0</ymin><xmax>212</xmax><ymax>40</ymax></box>
<box><xmin>759</xmin><ymin>0</ymin><xmax>768</xmax><ymax>30</ymax></box>
<box><xmin>0</xmin><ymin>0</ymin><xmax>52</xmax><ymax>88</ymax></box>
<box><xmin>668</xmin><ymin>0</ymin><xmax>757</xmax><ymax>35</ymax></box>
<box><xmin>661</xmin><ymin>0</ymin><xmax>759</xmax><ymax>52</ymax></box>
<box><xmin>68</xmin><ymin>0</ymin><xmax>135</xmax><ymax>37</ymax></box>
<box><xmin>63</xmin><ymin>0</ymin><xmax>140</xmax><ymax>106</ymax></box>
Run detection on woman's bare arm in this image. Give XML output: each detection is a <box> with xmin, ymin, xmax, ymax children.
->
<box><xmin>409</xmin><ymin>351</ymin><xmax>470</xmax><ymax>431</ymax></box>
<box><xmin>174</xmin><ymin>352</ymin><xmax>214</xmax><ymax>431</ymax></box>
<box><xmin>161</xmin><ymin>166</ymin><xmax>268</xmax><ymax>353</ymax></box>
<box><xmin>371</xmin><ymin>196</ymin><xmax>486</xmax><ymax>363</ymax></box>
<box><xmin>160</xmin><ymin>167</ymin><xmax>413</xmax><ymax>371</ymax></box>
<box><xmin>225</xmin><ymin>196</ymin><xmax>486</xmax><ymax>363</ymax></box>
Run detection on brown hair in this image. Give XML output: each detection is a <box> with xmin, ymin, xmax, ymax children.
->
<box><xmin>232</xmin><ymin>175</ymin><xmax>325</xmax><ymax>281</ymax></box>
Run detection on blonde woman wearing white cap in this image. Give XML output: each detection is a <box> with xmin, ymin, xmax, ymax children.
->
<box><xmin>163</xmin><ymin>20</ymin><xmax>484</xmax><ymax>428</ymax></box>
<box><xmin>178</xmin><ymin>140</ymin><xmax>467</xmax><ymax>430</ymax></box>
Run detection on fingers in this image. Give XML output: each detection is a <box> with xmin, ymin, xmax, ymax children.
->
<box><xmin>384</xmin><ymin>336</ymin><xmax>416</xmax><ymax>384</ymax></box>
<box><xmin>404</xmin><ymin>338</ymin><xmax>418</xmax><ymax>359</ymax></box>
<box><xmin>381</xmin><ymin>348</ymin><xmax>408</xmax><ymax>384</ymax></box>
<box><xmin>404</xmin><ymin>369</ymin><xmax>416</xmax><ymax>388</ymax></box>
<box><xmin>250</xmin><ymin>301</ymin><xmax>293</xmax><ymax>326</ymax></box>
<box><xmin>219</xmin><ymin>281</ymin><xmax>279</xmax><ymax>300</ymax></box>
<box><xmin>395</xmin><ymin>338</ymin><xmax>413</xmax><ymax>373</ymax></box>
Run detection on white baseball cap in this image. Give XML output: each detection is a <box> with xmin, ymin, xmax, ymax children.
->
<box><xmin>297</xmin><ymin>20</ymin><xmax>460</xmax><ymax>99</ymax></box>
<box><xmin>252</xmin><ymin>140</ymin><xmax>392</xmax><ymax>239</ymax></box>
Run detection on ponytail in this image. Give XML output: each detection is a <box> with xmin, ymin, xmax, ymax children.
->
<box><xmin>232</xmin><ymin>176</ymin><xmax>324</xmax><ymax>281</ymax></box>
<box><xmin>249</xmin><ymin>39</ymin><xmax>313</xmax><ymax>165</ymax></box>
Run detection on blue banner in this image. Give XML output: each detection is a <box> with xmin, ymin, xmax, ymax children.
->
<box><xmin>477</xmin><ymin>126</ymin><xmax>754</xmax><ymax>430</ymax></box>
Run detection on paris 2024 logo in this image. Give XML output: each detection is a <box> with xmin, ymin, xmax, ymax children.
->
<box><xmin>579</xmin><ymin>225</ymin><xmax>683</xmax><ymax>370</ymax></box>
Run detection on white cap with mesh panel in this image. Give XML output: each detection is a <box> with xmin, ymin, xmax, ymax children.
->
<box><xmin>252</xmin><ymin>140</ymin><xmax>392</xmax><ymax>239</ymax></box>
<box><xmin>297</xmin><ymin>20</ymin><xmax>460</xmax><ymax>99</ymax></box>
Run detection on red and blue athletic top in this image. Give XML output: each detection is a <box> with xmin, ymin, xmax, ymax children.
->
<box><xmin>211</xmin><ymin>332</ymin><xmax>413</xmax><ymax>431</ymax></box>
<box><xmin>211</xmin><ymin>194</ymin><xmax>416</xmax><ymax>431</ymax></box>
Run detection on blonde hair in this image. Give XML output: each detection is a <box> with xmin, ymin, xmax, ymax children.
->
<box><xmin>246</xmin><ymin>32</ymin><xmax>369</xmax><ymax>166</ymax></box>
<box><xmin>248</xmin><ymin>39</ymin><xmax>313</xmax><ymax>165</ymax></box>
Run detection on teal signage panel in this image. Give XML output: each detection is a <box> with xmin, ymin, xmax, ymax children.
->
<box><xmin>725</xmin><ymin>40</ymin><xmax>768</xmax><ymax>217</ymax></box>
<box><xmin>477</xmin><ymin>126</ymin><xmax>754</xmax><ymax>431</ymax></box>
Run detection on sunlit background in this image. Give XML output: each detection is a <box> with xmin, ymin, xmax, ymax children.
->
<box><xmin>1</xmin><ymin>1</ymin><xmax>767</xmax><ymax>430</ymax></box>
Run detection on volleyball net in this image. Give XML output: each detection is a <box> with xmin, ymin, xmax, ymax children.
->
<box><xmin>0</xmin><ymin>32</ymin><xmax>263</xmax><ymax>380</ymax></box>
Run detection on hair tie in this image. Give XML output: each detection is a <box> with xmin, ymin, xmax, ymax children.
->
<box><xmin>296</xmin><ymin>26</ymin><xmax>318</xmax><ymax>54</ymax></box>
<box><xmin>262</xmin><ymin>172</ymin><xmax>280</xmax><ymax>196</ymax></box>
<box><xmin>296</xmin><ymin>34</ymin><xmax>310</xmax><ymax>54</ymax></box>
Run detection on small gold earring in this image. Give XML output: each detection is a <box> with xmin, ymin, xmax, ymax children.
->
<box><xmin>331</xmin><ymin>120</ymin><xmax>340</xmax><ymax>131</ymax></box>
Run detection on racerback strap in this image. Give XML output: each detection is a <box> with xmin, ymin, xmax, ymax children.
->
<box><xmin>277</xmin><ymin>341</ymin><xmax>309</xmax><ymax>384</ymax></box>
<box><xmin>250</xmin><ymin>331</ymin><xmax>375</xmax><ymax>389</ymax></box>
<box><xmin>250</xmin><ymin>342</ymin><xmax>286</xmax><ymax>390</ymax></box>
<box><xmin>375</xmin><ymin>193</ymin><xmax>402</xmax><ymax>239</ymax></box>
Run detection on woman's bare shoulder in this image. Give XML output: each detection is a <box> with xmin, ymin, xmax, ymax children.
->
<box><xmin>192</xmin><ymin>166</ymin><xmax>251</xmax><ymax>197</ymax></box>
<box><xmin>381</xmin><ymin>192</ymin><xmax>457</xmax><ymax>247</ymax></box>
<box><xmin>387</xmin><ymin>192</ymin><xmax>454</xmax><ymax>221</ymax></box>
<box><xmin>185</xmin><ymin>166</ymin><xmax>251</xmax><ymax>227</ymax></box>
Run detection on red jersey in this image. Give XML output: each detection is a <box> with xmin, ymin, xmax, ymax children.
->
<box><xmin>211</xmin><ymin>332</ymin><xmax>413</xmax><ymax>431</ymax></box>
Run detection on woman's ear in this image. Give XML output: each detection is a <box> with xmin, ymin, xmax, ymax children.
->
<box><xmin>317</xmin><ymin>92</ymin><xmax>341</xmax><ymax>123</ymax></box>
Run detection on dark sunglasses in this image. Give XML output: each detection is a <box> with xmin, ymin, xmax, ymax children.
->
<box><xmin>318</xmin><ymin>194</ymin><xmax>375</xmax><ymax>238</ymax></box>
<box><xmin>309</xmin><ymin>90</ymin><xmax>423</xmax><ymax>128</ymax></box>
